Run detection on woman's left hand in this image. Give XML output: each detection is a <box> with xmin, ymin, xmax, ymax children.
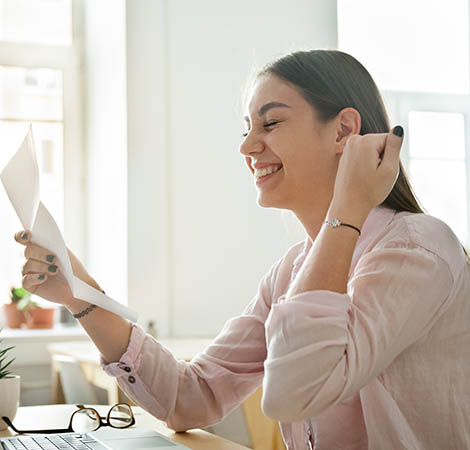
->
<box><xmin>331</xmin><ymin>126</ymin><xmax>404</xmax><ymax>214</ymax></box>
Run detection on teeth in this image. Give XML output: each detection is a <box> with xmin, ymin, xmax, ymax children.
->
<box><xmin>255</xmin><ymin>165</ymin><xmax>282</xmax><ymax>179</ymax></box>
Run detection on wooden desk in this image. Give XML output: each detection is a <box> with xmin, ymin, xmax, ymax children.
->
<box><xmin>0</xmin><ymin>404</ymin><xmax>249</xmax><ymax>449</ymax></box>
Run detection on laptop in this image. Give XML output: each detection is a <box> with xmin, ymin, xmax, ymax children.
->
<box><xmin>0</xmin><ymin>427</ymin><xmax>190</xmax><ymax>450</ymax></box>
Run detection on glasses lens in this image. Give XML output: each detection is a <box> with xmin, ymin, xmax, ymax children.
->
<box><xmin>109</xmin><ymin>404</ymin><xmax>133</xmax><ymax>428</ymax></box>
<box><xmin>71</xmin><ymin>409</ymin><xmax>100</xmax><ymax>432</ymax></box>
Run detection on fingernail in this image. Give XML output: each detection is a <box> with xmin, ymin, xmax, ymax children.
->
<box><xmin>393</xmin><ymin>125</ymin><xmax>404</xmax><ymax>137</ymax></box>
<box><xmin>48</xmin><ymin>265</ymin><xmax>58</xmax><ymax>273</ymax></box>
<box><xmin>21</xmin><ymin>232</ymin><xmax>29</xmax><ymax>240</ymax></box>
<box><xmin>38</xmin><ymin>274</ymin><xmax>45</xmax><ymax>280</ymax></box>
<box><xmin>46</xmin><ymin>255</ymin><xmax>55</xmax><ymax>263</ymax></box>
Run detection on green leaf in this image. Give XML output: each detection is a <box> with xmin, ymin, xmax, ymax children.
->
<box><xmin>12</xmin><ymin>287</ymin><xmax>31</xmax><ymax>299</ymax></box>
<box><xmin>0</xmin><ymin>355</ymin><xmax>15</xmax><ymax>366</ymax></box>
<box><xmin>0</xmin><ymin>368</ymin><xmax>10</xmax><ymax>377</ymax></box>
<box><xmin>0</xmin><ymin>357</ymin><xmax>15</xmax><ymax>373</ymax></box>
<box><xmin>11</xmin><ymin>287</ymin><xmax>32</xmax><ymax>302</ymax></box>
<box><xmin>0</xmin><ymin>346</ymin><xmax>15</xmax><ymax>358</ymax></box>
<box><xmin>0</xmin><ymin>329</ymin><xmax>16</xmax><ymax>378</ymax></box>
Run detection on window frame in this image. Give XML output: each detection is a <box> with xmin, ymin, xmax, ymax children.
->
<box><xmin>383</xmin><ymin>90</ymin><xmax>470</xmax><ymax>249</ymax></box>
<box><xmin>0</xmin><ymin>0</ymin><xmax>85</xmax><ymax>258</ymax></box>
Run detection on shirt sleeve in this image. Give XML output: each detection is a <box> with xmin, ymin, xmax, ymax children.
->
<box><xmin>101</xmin><ymin>258</ymin><xmax>283</xmax><ymax>431</ymax></box>
<box><xmin>262</xmin><ymin>241</ymin><xmax>454</xmax><ymax>423</ymax></box>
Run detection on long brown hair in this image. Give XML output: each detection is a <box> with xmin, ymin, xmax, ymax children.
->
<box><xmin>258</xmin><ymin>49</ymin><xmax>424</xmax><ymax>214</ymax></box>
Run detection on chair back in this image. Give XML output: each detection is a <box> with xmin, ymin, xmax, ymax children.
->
<box><xmin>52</xmin><ymin>354</ymin><xmax>98</xmax><ymax>404</ymax></box>
<box><xmin>204</xmin><ymin>405</ymin><xmax>252</xmax><ymax>448</ymax></box>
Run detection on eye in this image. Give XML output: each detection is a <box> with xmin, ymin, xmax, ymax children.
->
<box><xmin>242</xmin><ymin>120</ymin><xmax>279</xmax><ymax>138</ymax></box>
<box><xmin>264</xmin><ymin>121</ymin><xmax>279</xmax><ymax>129</ymax></box>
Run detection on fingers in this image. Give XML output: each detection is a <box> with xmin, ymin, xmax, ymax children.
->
<box><xmin>22</xmin><ymin>273</ymin><xmax>48</xmax><ymax>294</ymax></box>
<box><xmin>381</xmin><ymin>125</ymin><xmax>404</xmax><ymax>169</ymax></box>
<box><xmin>22</xmin><ymin>259</ymin><xmax>58</xmax><ymax>276</ymax></box>
<box><xmin>15</xmin><ymin>230</ymin><xmax>58</xmax><ymax>292</ymax></box>
<box><xmin>24</xmin><ymin>244</ymin><xmax>57</xmax><ymax>265</ymax></box>
<box><xmin>15</xmin><ymin>230</ymin><xmax>57</xmax><ymax>264</ymax></box>
<box><xmin>15</xmin><ymin>230</ymin><xmax>60</xmax><ymax>297</ymax></box>
<box><xmin>14</xmin><ymin>230</ymin><xmax>32</xmax><ymax>246</ymax></box>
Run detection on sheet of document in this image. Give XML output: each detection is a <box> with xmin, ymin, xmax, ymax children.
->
<box><xmin>1</xmin><ymin>126</ymin><xmax>138</xmax><ymax>323</ymax></box>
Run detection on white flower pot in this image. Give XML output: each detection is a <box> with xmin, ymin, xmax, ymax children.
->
<box><xmin>0</xmin><ymin>375</ymin><xmax>20</xmax><ymax>431</ymax></box>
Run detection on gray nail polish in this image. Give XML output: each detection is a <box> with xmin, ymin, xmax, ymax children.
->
<box><xmin>38</xmin><ymin>274</ymin><xmax>45</xmax><ymax>280</ymax></box>
<box><xmin>21</xmin><ymin>232</ymin><xmax>28</xmax><ymax>240</ymax></box>
<box><xmin>46</xmin><ymin>255</ymin><xmax>55</xmax><ymax>263</ymax></box>
<box><xmin>393</xmin><ymin>125</ymin><xmax>404</xmax><ymax>137</ymax></box>
<box><xmin>48</xmin><ymin>265</ymin><xmax>58</xmax><ymax>273</ymax></box>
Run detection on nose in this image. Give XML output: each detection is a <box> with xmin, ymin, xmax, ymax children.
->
<box><xmin>239</xmin><ymin>132</ymin><xmax>265</xmax><ymax>157</ymax></box>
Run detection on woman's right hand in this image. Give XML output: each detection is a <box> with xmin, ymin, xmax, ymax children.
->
<box><xmin>16</xmin><ymin>230</ymin><xmax>131</xmax><ymax>364</ymax></box>
<box><xmin>14</xmin><ymin>230</ymin><xmax>102</xmax><ymax>308</ymax></box>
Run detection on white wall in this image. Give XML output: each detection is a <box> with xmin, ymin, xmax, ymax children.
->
<box><xmin>126</xmin><ymin>0</ymin><xmax>171</xmax><ymax>336</ymax></box>
<box><xmin>86</xmin><ymin>0</ymin><xmax>338</xmax><ymax>337</ymax></box>
<box><xmin>166</xmin><ymin>0</ymin><xmax>338</xmax><ymax>336</ymax></box>
<box><xmin>83</xmin><ymin>0</ymin><xmax>128</xmax><ymax>304</ymax></box>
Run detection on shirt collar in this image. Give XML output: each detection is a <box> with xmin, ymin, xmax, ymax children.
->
<box><xmin>291</xmin><ymin>206</ymin><xmax>397</xmax><ymax>281</ymax></box>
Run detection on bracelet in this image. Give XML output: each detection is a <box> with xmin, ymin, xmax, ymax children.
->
<box><xmin>72</xmin><ymin>303</ymin><xmax>97</xmax><ymax>319</ymax></box>
<box><xmin>72</xmin><ymin>290</ymin><xmax>105</xmax><ymax>319</ymax></box>
<box><xmin>324</xmin><ymin>218</ymin><xmax>361</xmax><ymax>235</ymax></box>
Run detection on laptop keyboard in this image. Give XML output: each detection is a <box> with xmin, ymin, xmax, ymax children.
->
<box><xmin>1</xmin><ymin>434</ymin><xmax>107</xmax><ymax>450</ymax></box>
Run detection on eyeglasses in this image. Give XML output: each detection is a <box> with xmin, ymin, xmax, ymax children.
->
<box><xmin>2</xmin><ymin>403</ymin><xmax>135</xmax><ymax>434</ymax></box>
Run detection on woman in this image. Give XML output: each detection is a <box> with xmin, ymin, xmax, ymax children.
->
<box><xmin>15</xmin><ymin>50</ymin><xmax>470</xmax><ymax>449</ymax></box>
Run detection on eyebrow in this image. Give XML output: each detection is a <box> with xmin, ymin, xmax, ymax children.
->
<box><xmin>244</xmin><ymin>101</ymin><xmax>290</xmax><ymax>122</ymax></box>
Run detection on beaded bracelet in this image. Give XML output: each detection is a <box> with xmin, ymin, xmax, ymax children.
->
<box><xmin>72</xmin><ymin>290</ymin><xmax>105</xmax><ymax>319</ymax></box>
<box><xmin>324</xmin><ymin>218</ymin><xmax>361</xmax><ymax>235</ymax></box>
<box><xmin>72</xmin><ymin>303</ymin><xmax>97</xmax><ymax>319</ymax></box>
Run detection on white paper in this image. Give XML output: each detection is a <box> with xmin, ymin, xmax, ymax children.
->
<box><xmin>1</xmin><ymin>126</ymin><xmax>138</xmax><ymax>323</ymax></box>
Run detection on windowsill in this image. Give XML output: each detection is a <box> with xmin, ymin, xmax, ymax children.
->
<box><xmin>1</xmin><ymin>323</ymin><xmax>88</xmax><ymax>344</ymax></box>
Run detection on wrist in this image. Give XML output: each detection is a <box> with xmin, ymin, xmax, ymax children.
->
<box><xmin>327</xmin><ymin>199</ymin><xmax>371</xmax><ymax>230</ymax></box>
<box><xmin>64</xmin><ymin>297</ymin><xmax>89</xmax><ymax>313</ymax></box>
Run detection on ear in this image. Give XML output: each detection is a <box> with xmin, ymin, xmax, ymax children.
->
<box><xmin>334</xmin><ymin>107</ymin><xmax>362</xmax><ymax>154</ymax></box>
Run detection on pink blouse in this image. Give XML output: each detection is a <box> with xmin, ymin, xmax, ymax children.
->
<box><xmin>102</xmin><ymin>206</ymin><xmax>470</xmax><ymax>449</ymax></box>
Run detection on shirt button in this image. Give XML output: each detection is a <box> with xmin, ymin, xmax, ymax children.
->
<box><xmin>128</xmin><ymin>376</ymin><xmax>136</xmax><ymax>383</ymax></box>
<box><xmin>123</xmin><ymin>366</ymin><xmax>131</xmax><ymax>373</ymax></box>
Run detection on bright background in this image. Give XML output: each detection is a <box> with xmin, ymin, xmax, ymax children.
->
<box><xmin>0</xmin><ymin>0</ymin><xmax>469</xmax><ymax>341</ymax></box>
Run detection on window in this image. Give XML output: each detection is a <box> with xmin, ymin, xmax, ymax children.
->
<box><xmin>0</xmin><ymin>0</ymin><xmax>72</xmax><ymax>45</ymax></box>
<box><xmin>338</xmin><ymin>0</ymin><xmax>470</xmax><ymax>248</ymax></box>
<box><xmin>0</xmin><ymin>0</ymin><xmax>84</xmax><ymax>306</ymax></box>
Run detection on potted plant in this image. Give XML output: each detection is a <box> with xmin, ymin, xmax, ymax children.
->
<box><xmin>2</xmin><ymin>287</ymin><xmax>28</xmax><ymax>328</ymax></box>
<box><xmin>17</xmin><ymin>296</ymin><xmax>55</xmax><ymax>329</ymax></box>
<box><xmin>0</xmin><ymin>329</ymin><xmax>20</xmax><ymax>431</ymax></box>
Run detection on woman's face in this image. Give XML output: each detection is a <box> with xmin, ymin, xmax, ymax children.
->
<box><xmin>240</xmin><ymin>74</ymin><xmax>341</xmax><ymax>214</ymax></box>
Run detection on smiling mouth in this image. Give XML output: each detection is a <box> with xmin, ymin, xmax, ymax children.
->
<box><xmin>254</xmin><ymin>164</ymin><xmax>283</xmax><ymax>180</ymax></box>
